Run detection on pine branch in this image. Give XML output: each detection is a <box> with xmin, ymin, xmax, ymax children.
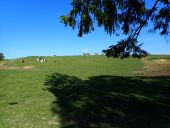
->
<box><xmin>131</xmin><ymin>0</ymin><xmax>160</xmax><ymax>39</ymax></box>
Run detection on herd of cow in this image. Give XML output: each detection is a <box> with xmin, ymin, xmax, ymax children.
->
<box><xmin>21</xmin><ymin>57</ymin><xmax>47</xmax><ymax>64</ymax></box>
<box><xmin>36</xmin><ymin>57</ymin><xmax>47</xmax><ymax>63</ymax></box>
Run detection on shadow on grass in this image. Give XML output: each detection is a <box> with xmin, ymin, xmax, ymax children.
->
<box><xmin>45</xmin><ymin>73</ymin><xmax>170</xmax><ymax>128</ymax></box>
<box><xmin>8</xmin><ymin>102</ymin><xmax>18</xmax><ymax>105</ymax></box>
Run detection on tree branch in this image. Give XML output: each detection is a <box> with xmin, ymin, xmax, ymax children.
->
<box><xmin>131</xmin><ymin>0</ymin><xmax>160</xmax><ymax>39</ymax></box>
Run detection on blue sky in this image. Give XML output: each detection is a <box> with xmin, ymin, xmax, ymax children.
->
<box><xmin>0</xmin><ymin>0</ymin><xmax>170</xmax><ymax>59</ymax></box>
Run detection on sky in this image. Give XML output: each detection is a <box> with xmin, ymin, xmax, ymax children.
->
<box><xmin>0</xmin><ymin>0</ymin><xmax>170</xmax><ymax>59</ymax></box>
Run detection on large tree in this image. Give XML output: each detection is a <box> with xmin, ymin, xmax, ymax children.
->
<box><xmin>0</xmin><ymin>52</ymin><xmax>4</xmax><ymax>61</ymax></box>
<box><xmin>60</xmin><ymin>0</ymin><xmax>170</xmax><ymax>58</ymax></box>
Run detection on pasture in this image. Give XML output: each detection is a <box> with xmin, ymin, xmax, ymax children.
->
<box><xmin>0</xmin><ymin>55</ymin><xmax>170</xmax><ymax>128</ymax></box>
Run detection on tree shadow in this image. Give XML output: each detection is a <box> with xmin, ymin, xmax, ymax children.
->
<box><xmin>8</xmin><ymin>102</ymin><xmax>18</xmax><ymax>105</ymax></box>
<box><xmin>45</xmin><ymin>73</ymin><xmax>170</xmax><ymax>128</ymax></box>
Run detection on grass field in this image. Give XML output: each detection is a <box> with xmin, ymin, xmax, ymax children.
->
<box><xmin>0</xmin><ymin>55</ymin><xmax>170</xmax><ymax>128</ymax></box>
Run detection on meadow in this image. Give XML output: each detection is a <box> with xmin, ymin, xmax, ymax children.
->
<box><xmin>0</xmin><ymin>55</ymin><xmax>170</xmax><ymax>128</ymax></box>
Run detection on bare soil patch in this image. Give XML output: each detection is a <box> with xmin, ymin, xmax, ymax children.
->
<box><xmin>22</xmin><ymin>66</ymin><xmax>34</xmax><ymax>69</ymax></box>
<box><xmin>141</xmin><ymin>58</ymin><xmax>170</xmax><ymax>76</ymax></box>
<box><xmin>0</xmin><ymin>66</ymin><xmax>34</xmax><ymax>70</ymax></box>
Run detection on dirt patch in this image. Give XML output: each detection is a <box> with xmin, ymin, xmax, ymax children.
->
<box><xmin>22</xmin><ymin>66</ymin><xmax>34</xmax><ymax>69</ymax></box>
<box><xmin>0</xmin><ymin>66</ymin><xmax>34</xmax><ymax>70</ymax></box>
<box><xmin>0</xmin><ymin>61</ymin><xmax>6</xmax><ymax>66</ymax></box>
<box><xmin>140</xmin><ymin>58</ymin><xmax>170</xmax><ymax>76</ymax></box>
<box><xmin>48</xmin><ymin>121</ymin><xmax>59</xmax><ymax>126</ymax></box>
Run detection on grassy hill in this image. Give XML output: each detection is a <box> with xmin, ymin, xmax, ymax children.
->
<box><xmin>3</xmin><ymin>55</ymin><xmax>143</xmax><ymax>78</ymax></box>
<box><xmin>0</xmin><ymin>55</ymin><xmax>170</xmax><ymax>128</ymax></box>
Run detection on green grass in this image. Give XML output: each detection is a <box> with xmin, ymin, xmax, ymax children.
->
<box><xmin>146</xmin><ymin>54</ymin><xmax>170</xmax><ymax>60</ymax></box>
<box><xmin>45</xmin><ymin>73</ymin><xmax>170</xmax><ymax>128</ymax></box>
<box><xmin>0</xmin><ymin>55</ymin><xmax>170</xmax><ymax>128</ymax></box>
<box><xmin>0</xmin><ymin>70</ymin><xmax>59</xmax><ymax>128</ymax></box>
<box><xmin>3</xmin><ymin>56</ymin><xmax>143</xmax><ymax>78</ymax></box>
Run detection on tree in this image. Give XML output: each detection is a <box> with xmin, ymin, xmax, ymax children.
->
<box><xmin>0</xmin><ymin>52</ymin><xmax>5</xmax><ymax>61</ymax></box>
<box><xmin>60</xmin><ymin>0</ymin><xmax>170</xmax><ymax>58</ymax></box>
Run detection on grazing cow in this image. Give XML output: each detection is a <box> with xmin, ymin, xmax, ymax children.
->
<box><xmin>40</xmin><ymin>58</ymin><xmax>47</xmax><ymax>63</ymax></box>
<box><xmin>40</xmin><ymin>59</ymin><xmax>43</xmax><ymax>63</ymax></box>
<box><xmin>37</xmin><ymin>57</ymin><xmax>43</xmax><ymax>61</ymax></box>
<box><xmin>21</xmin><ymin>59</ymin><xmax>24</xmax><ymax>64</ymax></box>
<box><xmin>37</xmin><ymin>57</ymin><xmax>47</xmax><ymax>63</ymax></box>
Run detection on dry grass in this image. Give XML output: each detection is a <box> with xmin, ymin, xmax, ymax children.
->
<box><xmin>0</xmin><ymin>66</ymin><xmax>34</xmax><ymax>70</ymax></box>
<box><xmin>141</xmin><ymin>58</ymin><xmax>170</xmax><ymax>76</ymax></box>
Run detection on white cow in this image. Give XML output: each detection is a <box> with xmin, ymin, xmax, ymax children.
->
<box><xmin>40</xmin><ymin>59</ymin><xmax>47</xmax><ymax>63</ymax></box>
<box><xmin>37</xmin><ymin>57</ymin><xmax>47</xmax><ymax>63</ymax></box>
<box><xmin>37</xmin><ymin>57</ymin><xmax>42</xmax><ymax>61</ymax></box>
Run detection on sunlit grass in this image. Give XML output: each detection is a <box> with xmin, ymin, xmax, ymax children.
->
<box><xmin>0</xmin><ymin>55</ymin><xmax>170</xmax><ymax>128</ymax></box>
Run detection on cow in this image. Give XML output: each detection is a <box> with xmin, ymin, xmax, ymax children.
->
<box><xmin>37</xmin><ymin>57</ymin><xmax>43</xmax><ymax>61</ymax></box>
<box><xmin>21</xmin><ymin>59</ymin><xmax>24</xmax><ymax>64</ymax></box>
<box><xmin>37</xmin><ymin>57</ymin><xmax>47</xmax><ymax>63</ymax></box>
<box><xmin>40</xmin><ymin>58</ymin><xmax>47</xmax><ymax>63</ymax></box>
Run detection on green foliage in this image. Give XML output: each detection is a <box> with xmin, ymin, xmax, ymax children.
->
<box><xmin>103</xmin><ymin>38</ymin><xmax>148</xmax><ymax>59</ymax></box>
<box><xmin>0</xmin><ymin>52</ymin><xmax>5</xmax><ymax>61</ymax></box>
<box><xmin>60</xmin><ymin>0</ymin><xmax>170</xmax><ymax>58</ymax></box>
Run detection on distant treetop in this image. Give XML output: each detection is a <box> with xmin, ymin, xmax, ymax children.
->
<box><xmin>0</xmin><ymin>52</ymin><xmax>5</xmax><ymax>61</ymax></box>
